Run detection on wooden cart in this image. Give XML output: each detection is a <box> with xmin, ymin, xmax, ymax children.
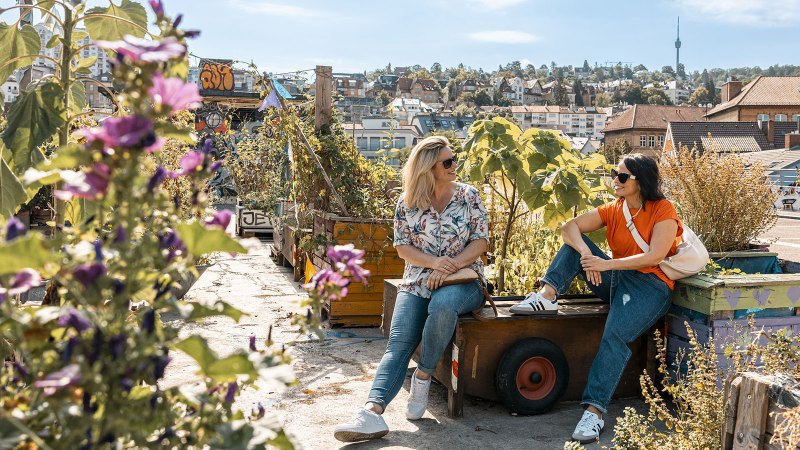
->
<box><xmin>383</xmin><ymin>280</ymin><xmax>658</xmax><ymax>417</ymax></box>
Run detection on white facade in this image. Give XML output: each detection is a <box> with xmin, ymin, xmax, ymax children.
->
<box><xmin>512</xmin><ymin>106</ymin><xmax>607</xmax><ymax>139</ymax></box>
<box><xmin>2</xmin><ymin>76</ymin><xmax>20</xmax><ymax>105</ymax></box>
<box><xmin>342</xmin><ymin>118</ymin><xmax>420</xmax><ymax>165</ymax></box>
<box><xmin>386</xmin><ymin>97</ymin><xmax>434</xmax><ymax>125</ymax></box>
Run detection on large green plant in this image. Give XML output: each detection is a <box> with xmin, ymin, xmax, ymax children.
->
<box><xmin>461</xmin><ymin>118</ymin><xmax>609</xmax><ymax>293</ymax></box>
<box><xmin>0</xmin><ymin>0</ymin><xmax>185</xmax><ymax>219</ymax></box>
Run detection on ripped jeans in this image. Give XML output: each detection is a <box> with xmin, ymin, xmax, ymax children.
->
<box><xmin>541</xmin><ymin>235</ymin><xmax>672</xmax><ymax>414</ymax></box>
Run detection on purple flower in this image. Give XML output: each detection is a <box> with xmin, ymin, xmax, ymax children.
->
<box><xmin>142</xmin><ymin>309</ymin><xmax>156</xmax><ymax>335</ymax></box>
<box><xmin>148</xmin><ymin>166</ymin><xmax>168</xmax><ymax>194</ymax></box>
<box><xmin>304</xmin><ymin>268</ymin><xmax>350</xmax><ymax>300</ymax></box>
<box><xmin>55</xmin><ymin>163</ymin><xmax>111</xmax><ymax>200</ymax></box>
<box><xmin>0</xmin><ymin>269</ymin><xmax>42</xmax><ymax>302</ymax></box>
<box><xmin>205</xmin><ymin>210</ymin><xmax>232</xmax><ymax>230</ymax></box>
<box><xmin>93</xmin><ymin>239</ymin><xmax>104</xmax><ymax>262</ymax></box>
<box><xmin>96</xmin><ymin>36</ymin><xmax>186</xmax><ymax>64</ymax></box>
<box><xmin>153</xmin><ymin>354</ymin><xmax>171</xmax><ymax>380</ymax></box>
<box><xmin>159</xmin><ymin>229</ymin><xmax>186</xmax><ymax>262</ymax></box>
<box><xmin>327</xmin><ymin>244</ymin><xmax>370</xmax><ymax>283</ymax></box>
<box><xmin>149</xmin><ymin>73</ymin><xmax>203</xmax><ymax>113</ymax></box>
<box><xmin>249</xmin><ymin>335</ymin><xmax>257</xmax><ymax>351</ymax></box>
<box><xmin>57</xmin><ymin>308</ymin><xmax>92</xmax><ymax>332</ymax></box>
<box><xmin>6</xmin><ymin>217</ymin><xmax>26</xmax><ymax>242</ymax></box>
<box><xmin>79</xmin><ymin>115</ymin><xmax>155</xmax><ymax>150</ymax></box>
<box><xmin>169</xmin><ymin>151</ymin><xmax>205</xmax><ymax>178</ymax></box>
<box><xmin>114</xmin><ymin>226</ymin><xmax>127</xmax><ymax>244</ymax></box>
<box><xmin>73</xmin><ymin>263</ymin><xmax>107</xmax><ymax>287</ymax></box>
<box><xmin>209</xmin><ymin>160</ymin><xmax>223</xmax><ymax>172</ymax></box>
<box><xmin>148</xmin><ymin>0</ymin><xmax>164</xmax><ymax>16</ymax></box>
<box><xmin>225</xmin><ymin>381</ymin><xmax>238</xmax><ymax>403</ymax></box>
<box><xmin>34</xmin><ymin>364</ymin><xmax>81</xmax><ymax>396</ymax></box>
<box><xmin>109</xmin><ymin>334</ymin><xmax>126</xmax><ymax>359</ymax></box>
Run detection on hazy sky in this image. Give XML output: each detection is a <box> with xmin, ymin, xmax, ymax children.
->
<box><xmin>15</xmin><ymin>0</ymin><xmax>800</xmax><ymax>76</ymax></box>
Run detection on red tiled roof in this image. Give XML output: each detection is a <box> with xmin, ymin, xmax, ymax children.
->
<box><xmin>603</xmin><ymin>104</ymin><xmax>708</xmax><ymax>133</ymax></box>
<box><xmin>706</xmin><ymin>76</ymin><xmax>800</xmax><ymax>117</ymax></box>
<box><xmin>397</xmin><ymin>77</ymin><xmax>413</xmax><ymax>91</ymax></box>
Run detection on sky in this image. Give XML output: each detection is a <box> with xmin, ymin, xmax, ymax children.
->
<box><xmin>14</xmin><ymin>0</ymin><xmax>800</xmax><ymax>76</ymax></box>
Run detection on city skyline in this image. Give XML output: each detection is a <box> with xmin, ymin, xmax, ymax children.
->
<box><xmin>164</xmin><ymin>0</ymin><xmax>800</xmax><ymax>76</ymax></box>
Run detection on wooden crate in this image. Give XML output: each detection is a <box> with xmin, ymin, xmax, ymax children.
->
<box><xmin>382</xmin><ymin>280</ymin><xmax>656</xmax><ymax>417</ymax></box>
<box><xmin>672</xmin><ymin>273</ymin><xmax>800</xmax><ymax>320</ymax></box>
<box><xmin>311</xmin><ymin>211</ymin><xmax>404</xmax><ymax>327</ymax></box>
<box><xmin>722</xmin><ymin>372</ymin><xmax>800</xmax><ymax>450</ymax></box>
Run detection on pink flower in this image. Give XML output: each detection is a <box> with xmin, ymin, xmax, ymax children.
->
<box><xmin>169</xmin><ymin>150</ymin><xmax>205</xmax><ymax>178</ymax></box>
<box><xmin>33</xmin><ymin>364</ymin><xmax>81</xmax><ymax>396</ymax></box>
<box><xmin>149</xmin><ymin>0</ymin><xmax>164</xmax><ymax>16</ymax></box>
<box><xmin>78</xmin><ymin>115</ymin><xmax>155</xmax><ymax>150</ymax></box>
<box><xmin>0</xmin><ymin>269</ymin><xmax>41</xmax><ymax>302</ymax></box>
<box><xmin>96</xmin><ymin>36</ymin><xmax>186</xmax><ymax>64</ymax></box>
<box><xmin>205</xmin><ymin>210</ymin><xmax>232</xmax><ymax>230</ymax></box>
<box><xmin>149</xmin><ymin>73</ymin><xmax>202</xmax><ymax>113</ymax></box>
<box><xmin>327</xmin><ymin>244</ymin><xmax>370</xmax><ymax>283</ymax></box>
<box><xmin>55</xmin><ymin>163</ymin><xmax>111</xmax><ymax>200</ymax></box>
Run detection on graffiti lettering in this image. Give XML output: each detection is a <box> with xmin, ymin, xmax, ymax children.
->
<box><xmin>200</xmin><ymin>60</ymin><xmax>234</xmax><ymax>91</ymax></box>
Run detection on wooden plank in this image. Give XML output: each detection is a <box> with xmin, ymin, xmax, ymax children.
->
<box><xmin>733</xmin><ymin>372</ymin><xmax>771</xmax><ymax>450</ymax></box>
<box><xmin>327</xmin><ymin>300</ymin><xmax>384</xmax><ymax>317</ymax></box>
<box><xmin>722</xmin><ymin>375</ymin><xmax>743</xmax><ymax>449</ymax></box>
<box><xmin>326</xmin><ymin>315</ymin><xmax>382</xmax><ymax>327</ymax></box>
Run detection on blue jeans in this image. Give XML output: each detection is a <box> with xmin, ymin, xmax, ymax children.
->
<box><xmin>541</xmin><ymin>235</ymin><xmax>672</xmax><ymax>414</ymax></box>
<box><xmin>366</xmin><ymin>282</ymin><xmax>484</xmax><ymax>410</ymax></box>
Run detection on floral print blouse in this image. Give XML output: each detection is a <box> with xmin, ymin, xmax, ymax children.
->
<box><xmin>393</xmin><ymin>182</ymin><xmax>490</xmax><ymax>298</ymax></box>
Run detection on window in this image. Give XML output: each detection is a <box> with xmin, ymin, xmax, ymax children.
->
<box><xmin>793</xmin><ymin>114</ymin><xmax>800</xmax><ymax>122</ymax></box>
<box><xmin>369</xmin><ymin>137</ymin><xmax>382</xmax><ymax>151</ymax></box>
<box><xmin>393</xmin><ymin>137</ymin><xmax>406</xmax><ymax>148</ymax></box>
<box><xmin>640</xmin><ymin>135</ymin><xmax>647</xmax><ymax>147</ymax></box>
<box><xmin>356</xmin><ymin>137</ymin><xmax>368</xmax><ymax>150</ymax></box>
<box><xmin>775</xmin><ymin>114</ymin><xmax>788</xmax><ymax>122</ymax></box>
<box><xmin>658</xmin><ymin>135</ymin><xmax>665</xmax><ymax>147</ymax></box>
<box><xmin>649</xmin><ymin>136</ymin><xmax>656</xmax><ymax>147</ymax></box>
<box><xmin>757</xmin><ymin>113</ymin><xmax>770</xmax><ymax>122</ymax></box>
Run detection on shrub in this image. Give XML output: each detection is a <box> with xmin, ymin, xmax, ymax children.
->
<box><xmin>226</xmin><ymin>126</ymin><xmax>289</xmax><ymax>213</ymax></box>
<box><xmin>660</xmin><ymin>147</ymin><xmax>778</xmax><ymax>252</ymax></box>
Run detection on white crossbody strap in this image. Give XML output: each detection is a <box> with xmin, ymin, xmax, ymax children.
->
<box><xmin>622</xmin><ymin>200</ymin><xmax>651</xmax><ymax>252</ymax></box>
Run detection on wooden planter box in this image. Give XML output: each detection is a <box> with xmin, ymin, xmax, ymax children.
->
<box><xmin>236</xmin><ymin>207</ymin><xmax>275</xmax><ymax>237</ymax></box>
<box><xmin>310</xmin><ymin>211</ymin><xmax>402</xmax><ymax>327</ymax></box>
<box><xmin>272</xmin><ymin>219</ymin><xmax>307</xmax><ymax>282</ymax></box>
<box><xmin>672</xmin><ymin>273</ymin><xmax>800</xmax><ymax>321</ymax></box>
<box><xmin>666</xmin><ymin>313</ymin><xmax>800</xmax><ymax>382</ymax></box>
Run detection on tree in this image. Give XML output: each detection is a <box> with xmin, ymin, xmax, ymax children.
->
<box><xmin>602</xmin><ymin>139</ymin><xmax>632</xmax><ymax>165</ymax></box>
<box><xmin>623</xmin><ymin>66</ymin><xmax>634</xmax><ymax>79</ymax></box>
<box><xmin>583</xmin><ymin>60</ymin><xmax>591</xmax><ymax>71</ymax></box>
<box><xmin>453</xmin><ymin>104</ymin><xmax>477</xmax><ymax>117</ymax></box>
<box><xmin>677</xmin><ymin>63</ymin><xmax>686</xmax><ymax>80</ymax></box>
<box><xmin>634</xmin><ymin>64</ymin><xmax>648</xmax><ymax>72</ymax></box>
<box><xmin>661</xmin><ymin>65</ymin><xmax>676</xmax><ymax>77</ymax></box>
<box><xmin>645</xmin><ymin>86</ymin><xmax>672</xmax><ymax>105</ymax></box>
<box><xmin>704</xmin><ymin>79</ymin><xmax>719</xmax><ymax>105</ymax></box>
<box><xmin>430</xmin><ymin>62</ymin><xmax>442</xmax><ymax>74</ymax></box>
<box><xmin>688</xmin><ymin>86</ymin><xmax>709</xmax><ymax>106</ymax></box>
<box><xmin>574</xmin><ymin>79</ymin><xmax>585</xmax><ymax>106</ymax></box>
<box><xmin>458</xmin><ymin>91</ymin><xmax>476</xmax><ymax>105</ymax></box>
<box><xmin>594</xmin><ymin>92</ymin><xmax>611</xmax><ymax>107</ymax></box>
<box><xmin>378</xmin><ymin>90</ymin><xmax>393</xmax><ymax>107</ymax></box>
<box><xmin>474</xmin><ymin>90</ymin><xmax>492</xmax><ymax>107</ymax></box>
<box><xmin>623</xmin><ymin>84</ymin><xmax>645</xmax><ymax>104</ymax></box>
<box><xmin>553</xmin><ymin>79</ymin><xmax>569</xmax><ymax>106</ymax></box>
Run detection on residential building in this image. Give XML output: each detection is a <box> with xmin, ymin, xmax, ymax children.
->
<box><xmin>385</xmin><ymin>97</ymin><xmax>434</xmax><ymax>125</ymax></box>
<box><xmin>2</xmin><ymin>76</ymin><xmax>19</xmax><ymax>108</ymax></box>
<box><xmin>523</xmin><ymin>80</ymin><xmax>543</xmax><ymax>106</ymax></box>
<box><xmin>410</xmin><ymin>78</ymin><xmax>441</xmax><ymax>104</ymax></box>
<box><xmin>81</xmin><ymin>72</ymin><xmax>115</xmax><ymax>114</ymax></box>
<box><xmin>507</xmin><ymin>77</ymin><xmax>525</xmax><ymax>104</ymax></box>
<box><xmin>663</xmin><ymin>80</ymin><xmax>691</xmax><ymax>105</ymax></box>
<box><xmin>705</xmin><ymin>76</ymin><xmax>800</xmax><ymax>122</ymax></box>
<box><xmin>737</xmin><ymin>144</ymin><xmax>800</xmax><ymax>209</ymax></box>
<box><xmin>511</xmin><ymin>106</ymin><xmax>608</xmax><ymax>139</ymax></box>
<box><xmin>333</xmin><ymin>74</ymin><xmax>366</xmax><ymax>98</ymax></box>
<box><xmin>602</xmin><ymin>104</ymin><xmax>708</xmax><ymax>156</ymax></box>
<box><xmin>412</xmin><ymin>113</ymin><xmax>476</xmax><ymax>139</ymax></box>
<box><xmin>496</xmin><ymin>78</ymin><xmax>516</xmax><ymax>103</ymax></box>
<box><xmin>663</xmin><ymin>120</ymin><xmax>799</xmax><ymax>154</ymax></box>
<box><xmin>342</xmin><ymin>117</ymin><xmax>420</xmax><ymax>164</ymax></box>
<box><xmin>334</xmin><ymin>97</ymin><xmax>381</xmax><ymax>123</ymax></box>
<box><xmin>75</xmin><ymin>33</ymin><xmax>114</xmax><ymax>77</ymax></box>
<box><xmin>455</xmin><ymin>79</ymin><xmax>494</xmax><ymax>99</ymax></box>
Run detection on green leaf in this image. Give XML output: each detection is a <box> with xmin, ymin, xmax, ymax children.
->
<box><xmin>36</xmin><ymin>143</ymin><xmax>91</xmax><ymax>171</ymax></box>
<box><xmin>84</xmin><ymin>0</ymin><xmax>148</xmax><ymax>42</ymax></box>
<box><xmin>154</xmin><ymin>121</ymin><xmax>196</xmax><ymax>144</ymax></box>
<box><xmin>71</xmin><ymin>30</ymin><xmax>89</xmax><ymax>43</ymax></box>
<box><xmin>481</xmin><ymin>154</ymin><xmax>502</xmax><ymax>177</ymax></box>
<box><xmin>45</xmin><ymin>34</ymin><xmax>60</xmax><ymax>49</ymax></box>
<box><xmin>36</xmin><ymin>0</ymin><xmax>56</xmax><ymax>11</ymax></box>
<box><xmin>0</xmin><ymin>233</ymin><xmax>54</xmax><ymax>275</ymax></box>
<box><xmin>68</xmin><ymin>81</ymin><xmax>86</xmax><ymax>115</ymax></box>
<box><xmin>174</xmin><ymin>335</ymin><xmax>217</xmax><ymax>372</ymax></box>
<box><xmin>177</xmin><ymin>300</ymin><xmax>247</xmax><ymax>323</ymax></box>
<box><xmin>0</xmin><ymin>157</ymin><xmax>27</xmax><ymax>219</ymax></box>
<box><xmin>0</xmin><ymin>23</ymin><xmax>41</xmax><ymax>84</ymax></box>
<box><xmin>1</xmin><ymin>81</ymin><xmax>65</xmax><ymax>171</ymax></box>
<box><xmin>176</xmin><ymin>221</ymin><xmax>248</xmax><ymax>256</ymax></box>
<box><xmin>75</xmin><ymin>56</ymin><xmax>97</xmax><ymax>71</ymax></box>
<box><xmin>207</xmin><ymin>354</ymin><xmax>257</xmax><ymax>380</ymax></box>
<box><xmin>0</xmin><ymin>418</ymin><xmax>25</xmax><ymax>450</ymax></box>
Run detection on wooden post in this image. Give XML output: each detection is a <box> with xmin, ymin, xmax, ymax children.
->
<box><xmin>314</xmin><ymin>65</ymin><xmax>332</xmax><ymax>134</ymax></box>
<box><xmin>733</xmin><ymin>373</ymin><xmax>770</xmax><ymax>450</ymax></box>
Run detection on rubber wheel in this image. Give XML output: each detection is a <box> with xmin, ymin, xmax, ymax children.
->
<box><xmin>495</xmin><ymin>337</ymin><xmax>569</xmax><ymax>415</ymax></box>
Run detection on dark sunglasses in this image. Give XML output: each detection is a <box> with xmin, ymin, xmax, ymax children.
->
<box><xmin>611</xmin><ymin>169</ymin><xmax>637</xmax><ymax>184</ymax></box>
<box><xmin>439</xmin><ymin>157</ymin><xmax>457</xmax><ymax>169</ymax></box>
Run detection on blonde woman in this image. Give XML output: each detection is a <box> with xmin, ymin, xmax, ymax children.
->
<box><xmin>334</xmin><ymin>136</ymin><xmax>489</xmax><ymax>442</ymax></box>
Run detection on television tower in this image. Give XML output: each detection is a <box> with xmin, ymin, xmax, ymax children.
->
<box><xmin>675</xmin><ymin>17</ymin><xmax>681</xmax><ymax>79</ymax></box>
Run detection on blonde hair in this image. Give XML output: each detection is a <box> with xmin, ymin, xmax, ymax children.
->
<box><xmin>402</xmin><ymin>135</ymin><xmax>450</xmax><ymax>210</ymax></box>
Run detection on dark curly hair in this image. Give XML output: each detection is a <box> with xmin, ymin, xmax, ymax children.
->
<box><xmin>621</xmin><ymin>154</ymin><xmax>666</xmax><ymax>205</ymax></box>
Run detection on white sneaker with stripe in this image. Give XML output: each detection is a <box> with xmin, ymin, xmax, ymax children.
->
<box><xmin>509</xmin><ymin>291</ymin><xmax>558</xmax><ymax>315</ymax></box>
<box><xmin>571</xmin><ymin>410</ymin><xmax>604</xmax><ymax>444</ymax></box>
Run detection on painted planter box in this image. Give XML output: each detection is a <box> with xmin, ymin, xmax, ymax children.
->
<box><xmin>236</xmin><ymin>207</ymin><xmax>275</xmax><ymax>237</ymax></box>
<box><xmin>309</xmin><ymin>211</ymin><xmax>402</xmax><ymax>327</ymax></box>
<box><xmin>672</xmin><ymin>273</ymin><xmax>800</xmax><ymax>320</ymax></box>
<box><xmin>666</xmin><ymin>312</ymin><xmax>800</xmax><ymax>383</ymax></box>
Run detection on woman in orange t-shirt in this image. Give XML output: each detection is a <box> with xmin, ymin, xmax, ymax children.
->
<box><xmin>510</xmin><ymin>154</ymin><xmax>682</xmax><ymax>444</ymax></box>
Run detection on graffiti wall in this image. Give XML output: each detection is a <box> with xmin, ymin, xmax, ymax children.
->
<box><xmin>199</xmin><ymin>59</ymin><xmax>235</xmax><ymax>92</ymax></box>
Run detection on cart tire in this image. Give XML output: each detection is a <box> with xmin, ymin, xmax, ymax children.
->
<box><xmin>495</xmin><ymin>337</ymin><xmax>569</xmax><ymax>415</ymax></box>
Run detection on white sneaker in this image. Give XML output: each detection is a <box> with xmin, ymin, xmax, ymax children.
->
<box><xmin>571</xmin><ymin>410</ymin><xmax>604</xmax><ymax>444</ymax></box>
<box><xmin>333</xmin><ymin>408</ymin><xmax>389</xmax><ymax>442</ymax></box>
<box><xmin>509</xmin><ymin>291</ymin><xmax>558</xmax><ymax>315</ymax></box>
<box><xmin>406</xmin><ymin>370</ymin><xmax>431</xmax><ymax>420</ymax></box>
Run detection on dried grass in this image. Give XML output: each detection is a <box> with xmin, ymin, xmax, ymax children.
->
<box><xmin>660</xmin><ymin>146</ymin><xmax>778</xmax><ymax>252</ymax></box>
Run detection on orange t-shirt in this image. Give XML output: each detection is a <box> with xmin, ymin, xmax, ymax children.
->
<box><xmin>597</xmin><ymin>198</ymin><xmax>683</xmax><ymax>289</ymax></box>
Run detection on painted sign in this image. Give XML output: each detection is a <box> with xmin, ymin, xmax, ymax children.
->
<box><xmin>199</xmin><ymin>59</ymin><xmax>234</xmax><ymax>92</ymax></box>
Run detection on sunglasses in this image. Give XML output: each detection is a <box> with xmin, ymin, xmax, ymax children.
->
<box><xmin>439</xmin><ymin>157</ymin><xmax>457</xmax><ymax>169</ymax></box>
<box><xmin>611</xmin><ymin>169</ymin><xmax>637</xmax><ymax>184</ymax></box>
